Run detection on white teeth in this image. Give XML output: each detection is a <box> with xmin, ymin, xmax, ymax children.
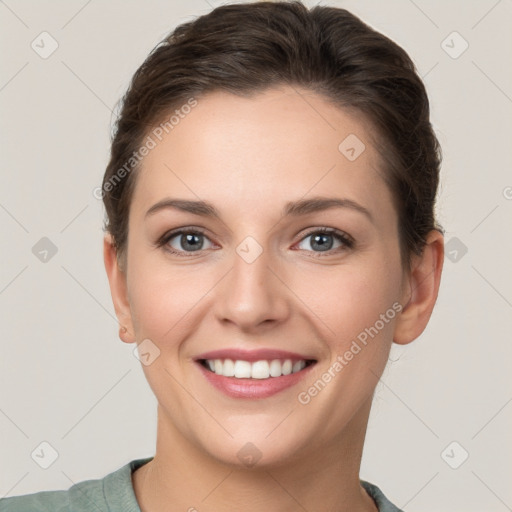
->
<box><xmin>251</xmin><ymin>360</ymin><xmax>270</xmax><ymax>379</ymax></box>
<box><xmin>281</xmin><ymin>360</ymin><xmax>292</xmax><ymax>376</ymax></box>
<box><xmin>292</xmin><ymin>360</ymin><xmax>306</xmax><ymax>373</ymax></box>
<box><xmin>234</xmin><ymin>360</ymin><xmax>252</xmax><ymax>378</ymax></box>
<box><xmin>204</xmin><ymin>358</ymin><xmax>311</xmax><ymax>379</ymax></box>
<box><xmin>223</xmin><ymin>358</ymin><xmax>235</xmax><ymax>377</ymax></box>
<box><xmin>269</xmin><ymin>359</ymin><xmax>282</xmax><ymax>377</ymax></box>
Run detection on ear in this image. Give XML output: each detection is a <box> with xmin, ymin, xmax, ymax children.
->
<box><xmin>393</xmin><ymin>230</ymin><xmax>444</xmax><ymax>345</ymax></box>
<box><xmin>103</xmin><ymin>233</ymin><xmax>136</xmax><ymax>344</ymax></box>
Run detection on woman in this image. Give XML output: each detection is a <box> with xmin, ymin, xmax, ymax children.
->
<box><xmin>1</xmin><ymin>1</ymin><xmax>444</xmax><ymax>511</ymax></box>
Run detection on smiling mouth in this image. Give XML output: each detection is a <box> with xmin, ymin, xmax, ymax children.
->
<box><xmin>198</xmin><ymin>358</ymin><xmax>317</xmax><ymax>379</ymax></box>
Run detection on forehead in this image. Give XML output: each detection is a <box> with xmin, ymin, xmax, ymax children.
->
<box><xmin>130</xmin><ymin>85</ymin><xmax>394</xmax><ymax>225</ymax></box>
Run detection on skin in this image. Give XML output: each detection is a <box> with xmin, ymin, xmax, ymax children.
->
<box><xmin>104</xmin><ymin>85</ymin><xmax>444</xmax><ymax>512</ymax></box>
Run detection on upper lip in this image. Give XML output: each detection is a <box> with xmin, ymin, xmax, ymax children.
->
<box><xmin>195</xmin><ymin>348</ymin><xmax>317</xmax><ymax>363</ymax></box>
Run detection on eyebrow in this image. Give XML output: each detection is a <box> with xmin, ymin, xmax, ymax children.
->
<box><xmin>145</xmin><ymin>196</ymin><xmax>373</xmax><ymax>223</ymax></box>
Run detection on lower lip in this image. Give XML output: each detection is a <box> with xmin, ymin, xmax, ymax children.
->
<box><xmin>196</xmin><ymin>361</ymin><xmax>316</xmax><ymax>399</ymax></box>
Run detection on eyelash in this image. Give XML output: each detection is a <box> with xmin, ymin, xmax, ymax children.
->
<box><xmin>156</xmin><ymin>227</ymin><xmax>355</xmax><ymax>258</ymax></box>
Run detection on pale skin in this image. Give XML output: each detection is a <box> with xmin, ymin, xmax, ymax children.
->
<box><xmin>103</xmin><ymin>85</ymin><xmax>444</xmax><ymax>512</ymax></box>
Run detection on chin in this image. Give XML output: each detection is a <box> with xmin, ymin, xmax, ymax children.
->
<box><xmin>207</xmin><ymin>438</ymin><xmax>302</xmax><ymax>470</ymax></box>
<box><xmin>191</xmin><ymin>418</ymin><xmax>316</xmax><ymax>471</ymax></box>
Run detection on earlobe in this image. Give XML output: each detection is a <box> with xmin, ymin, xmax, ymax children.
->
<box><xmin>103</xmin><ymin>233</ymin><xmax>136</xmax><ymax>344</ymax></box>
<box><xmin>393</xmin><ymin>230</ymin><xmax>444</xmax><ymax>345</ymax></box>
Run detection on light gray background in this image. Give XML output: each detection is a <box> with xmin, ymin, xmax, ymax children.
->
<box><xmin>1</xmin><ymin>1</ymin><xmax>511</xmax><ymax>510</ymax></box>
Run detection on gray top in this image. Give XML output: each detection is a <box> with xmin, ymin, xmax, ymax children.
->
<box><xmin>0</xmin><ymin>457</ymin><xmax>404</xmax><ymax>511</ymax></box>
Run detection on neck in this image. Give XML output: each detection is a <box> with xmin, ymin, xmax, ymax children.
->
<box><xmin>132</xmin><ymin>398</ymin><xmax>378</xmax><ymax>512</ymax></box>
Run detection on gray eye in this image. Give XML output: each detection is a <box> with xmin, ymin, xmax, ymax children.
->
<box><xmin>297</xmin><ymin>232</ymin><xmax>345</xmax><ymax>252</ymax></box>
<box><xmin>167</xmin><ymin>232</ymin><xmax>213</xmax><ymax>252</ymax></box>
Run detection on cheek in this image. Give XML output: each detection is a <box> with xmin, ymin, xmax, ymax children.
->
<box><xmin>300</xmin><ymin>256</ymin><xmax>401</xmax><ymax>356</ymax></box>
<box><xmin>126</xmin><ymin>249</ymin><xmax>199</xmax><ymax>339</ymax></box>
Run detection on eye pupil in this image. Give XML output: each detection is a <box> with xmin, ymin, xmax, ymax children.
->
<box><xmin>182</xmin><ymin>233</ymin><xmax>202</xmax><ymax>251</ymax></box>
<box><xmin>311</xmin><ymin>233</ymin><xmax>333</xmax><ymax>252</ymax></box>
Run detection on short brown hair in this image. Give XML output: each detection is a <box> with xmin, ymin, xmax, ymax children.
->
<box><xmin>101</xmin><ymin>0</ymin><xmax>444</xmax><ymax>273</ymax></box>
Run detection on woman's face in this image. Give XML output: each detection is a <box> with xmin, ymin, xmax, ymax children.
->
<box><xmin>111</xmin><ymin>85</ymin><xmax>412</xmax><ymax>467</ymax></box>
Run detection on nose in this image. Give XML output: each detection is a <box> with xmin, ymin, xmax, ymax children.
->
<box><xmin>213</xmin><ymin>240</ymin><xmax>291</xmax><ymax>333</ymax></box>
